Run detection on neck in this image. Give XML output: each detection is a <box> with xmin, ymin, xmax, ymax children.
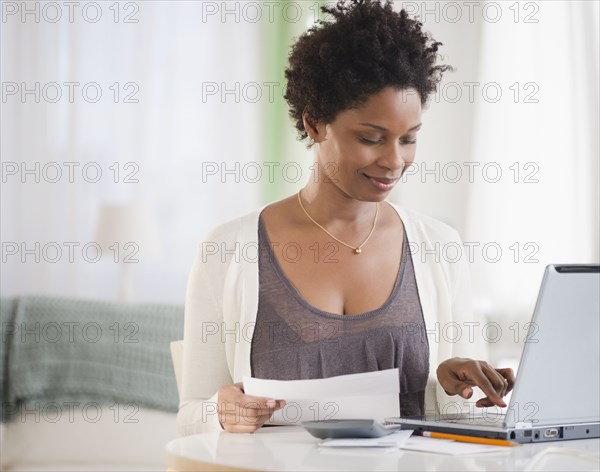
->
<box><xmin>300</xmin><ymin>171</ymin><xmax>379</xmax><ymax>228</ymax></box>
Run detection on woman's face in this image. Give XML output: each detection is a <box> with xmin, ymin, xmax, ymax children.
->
<box><xmin>311</xmin><ymin>86</ymin><xmax>422</xmax><ymax>202</ymax></box>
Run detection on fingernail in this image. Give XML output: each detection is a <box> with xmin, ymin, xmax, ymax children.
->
<box><xmin>266</xmin><ymin>400</ymin><xmax>276</xmax><ymax>408</ymax></box>
<box><xmin>462</xmin><ymin>388</ymin><xmax>473</xmax><ymax>399</ymax></box>
<box><xmin>279</xmin><ymin>400</ymin><xmax>286</xmax><ymax>407</ymax></box>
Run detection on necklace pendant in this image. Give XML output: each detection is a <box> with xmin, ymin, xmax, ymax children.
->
<box><xmin>354</xmin><ymin>247</ymin><xmax>362</xmax><ymax>254</ymax></box>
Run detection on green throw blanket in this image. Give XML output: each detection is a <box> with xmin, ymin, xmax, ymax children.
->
<box><xmin>1</xmin><ymin>295</ymin><xmax>183</xmax><ymax>422</ymax></box>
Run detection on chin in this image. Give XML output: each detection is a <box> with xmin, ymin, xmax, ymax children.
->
<box><xmin>351</xmin><ymin>188</ymin><xmax>391</xmax><ymax>203</ymax></box>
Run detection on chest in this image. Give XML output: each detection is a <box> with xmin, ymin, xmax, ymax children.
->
<box><xmin>261</xmin><ymin>228</ymin><xmax>405</xmax><ymax>316</ymax></box>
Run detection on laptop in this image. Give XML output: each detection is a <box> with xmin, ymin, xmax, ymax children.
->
<box><xmin>386</xmin><ymin>264</ymin><xmax>600</xmax><ymax>443</ymax></box>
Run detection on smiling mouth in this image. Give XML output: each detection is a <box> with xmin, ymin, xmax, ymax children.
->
<box><xmin>364</xmin><ymin>174</ymin><xmax>399</xmax><ymax>190</ymax></box>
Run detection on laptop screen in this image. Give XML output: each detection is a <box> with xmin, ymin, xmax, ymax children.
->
<box><xmin>505</xmin><ymin>264</ymin><xmax>600</xmax><ymax>426</ymax></box>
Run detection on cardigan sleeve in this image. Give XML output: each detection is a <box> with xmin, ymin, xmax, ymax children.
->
<box><xmin>177</xmin><ymin>243</ymin><xmax>231</xmax><ymax>435</ymax></box>
<box><xmin>424</xmin><ymin>228</ymin><xmax>489</xmax><ymax>418</ymax></box>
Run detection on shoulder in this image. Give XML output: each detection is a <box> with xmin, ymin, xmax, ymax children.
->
<box><xmin>201</xmin><ymin>204</ymin><xmax>266</xmax><ymax>244</ymax></box>
<box><xmin>392</xmin><ymin>205</ymin><xmax>470</xmax><ymax>302</ymax></box>
<box><xmin>189</xmin><ymin>205</ymin><xmax>266</xmax><ymax>286</ymax></box>
<box><xmin>386</xmin><ymin>202</ymin><xmax>468</xmax><ymax>292</ymax></box>
<box><xmin>386</xmin><ymin>201</ymin><xmax>462</xmax><ymax>244</ymax></box>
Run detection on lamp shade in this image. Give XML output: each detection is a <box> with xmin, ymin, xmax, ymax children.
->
<box><xmin>95</xmin><ymin>204</ymin><xmax>160</xmax><ymax>258</ymax></box>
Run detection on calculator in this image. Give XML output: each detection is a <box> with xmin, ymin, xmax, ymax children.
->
<box><xmin>301</xmin><ymin>419</ymin><xmax>404</xmax><ymax>439</ymax></box>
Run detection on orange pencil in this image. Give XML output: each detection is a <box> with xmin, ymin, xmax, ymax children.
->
<box><xmin>418</xmin><ymin>431</ymin><xmax>520</xmax><ymax>447</ymax></box>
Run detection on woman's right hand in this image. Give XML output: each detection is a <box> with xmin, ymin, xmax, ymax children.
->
<box><xmin>217</xmin><ymin>382</ymin><xmax>286</xmax><ymax>433</ymax></box>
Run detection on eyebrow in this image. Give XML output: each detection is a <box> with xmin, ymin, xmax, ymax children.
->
<box><xmin>358</xmin><ymin>122</ymin><xmax>422</xmax><ymax>132</ymax></box>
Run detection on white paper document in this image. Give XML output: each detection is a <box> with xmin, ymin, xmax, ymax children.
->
<box><xmin>318</xmin><ymin>430</ymin><xmax>413</xmax><ymax>448</ymax></box>
<box><xmin>242</xmin><ymin>369</ymin><xmax>400</xmax><ymax>425</ymax></box>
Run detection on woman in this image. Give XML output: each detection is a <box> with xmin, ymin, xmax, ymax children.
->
<box><xmin>178</xmin><ymin>0</ymin><xmax>515</xmax><ymax>435</ymax></box>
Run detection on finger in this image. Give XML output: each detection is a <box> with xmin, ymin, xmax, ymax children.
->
<box><xmin>274</xmin><ymin>399</ymin><xmax>286</xmax><ymax>409</ymax></box>
<box><xmin>476</xmin><ymin>394</ymin><xmax>513</xmax><ymax>408</ymax></box>
<box><xmin>218</xmin><ymin>383</ymin><xmax>246</xmax><ymax>404</ymax></box>
<box><xmin>241</xmin><ymin>407</ymin><xmax>279</xmax><ymax>424</ymax></box>
<box><xmin>480</xmin><ymin>363</ymin><xmax>508</xmax><ymax>397</ymax></box>
<box><xmin>436</xmin><ymin>363</ymin><xmax>476</xmax><ymax>398</ymax></box>
<box><xmin>440</xmin><ymin>375</ymin><xmax>478</xmax><ymax>400</ymax></box>
<box><xmin>223</xmin><ymin>423</ymin><xmax>261</xmax><ymax>434</ymax></box>
<box><xmin>219</xmin><ymin>411</ymin><xmax>264</xmax><ymax>426</ymax></box>
<box><xmin>253</xmin><ymin>411</ymin><xmax>276</xmax><ymax>425</ymax></box>
<box><xmin>240</xmin><ymin>394</ymin><xmax>286</xmax><ymax>410</ymax></box>
<box><xmin>464</xmin><ymin>364</ymin><xmax>507</xmax><ymax>407</ymax></box>
<box><xmin>259</xmin><ymin>401</ymin><xmax>288</xmax><ymax>419</ymax></box>
<box><xmin>478</xmin><ymin>364</ymin><xmax>514</xmax><ymax>406</ymax></box>
<box><xmin>475</xmin><ymin>397</ymin><xmax>496</xmax><ymax>408</ymax></box>
<box><xmin>221</xmin><ymin>406</ymin><xmax>279</xmax><ymax>427</ymax></box>
<box><xmin>219</xmin><ymin>401</ymin><xmax>284</xmax><ymax>424</ymax></box>
<box><xmin>496</xmin><ymin>368</ymin><xmax>516</xmax><ymax>394</ymax></box>
<box><xmin>240</xmin><ymin>398</ymin><xmax>286</xmax><ymax>415</ymax></box>
<box><xmin>219</xmin><ymin>393</ymin><xmax>283</xmax><ymax>412</ymax></box>
<box><xmin>217</xmin><ymin>400</ymin><xmax>284</xmax><ymax>422</ymax></box>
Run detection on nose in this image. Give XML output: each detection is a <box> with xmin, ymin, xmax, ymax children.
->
<box><xmin>376</xmin><ymin>141</ymin><xmax>407</xmax><ymax>174</ymax></box>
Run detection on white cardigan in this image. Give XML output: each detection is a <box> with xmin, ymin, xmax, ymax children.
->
<box><xmin>177</xmin><ymin>202</ymin><xmax>487</xmax><ymax>435</ymax></box>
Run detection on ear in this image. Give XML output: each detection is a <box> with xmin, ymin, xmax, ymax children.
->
<box><xmin>302</xmin><ymin>108</ymin><xmax>325</xmax><ymax>143</ymax></box>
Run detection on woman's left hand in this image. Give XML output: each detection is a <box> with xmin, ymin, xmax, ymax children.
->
<box><xmin>436</xmin><ymin>358</ymin><xmax>516</xmax><ymax>408</ymax></box>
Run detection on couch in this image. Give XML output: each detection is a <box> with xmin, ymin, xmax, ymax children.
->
<box><xmin>1</xmin><ymin>295</ymin><xmax>183</xmax><ymax>471</ymax></box>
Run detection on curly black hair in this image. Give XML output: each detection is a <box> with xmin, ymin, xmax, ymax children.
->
<box><xmin>283</xmin><ymin>0</ymin><xmax>452</xmax><ymax>147</ymax></box>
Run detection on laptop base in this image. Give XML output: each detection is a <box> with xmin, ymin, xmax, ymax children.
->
<box><xmin>391</xmin><ymin>417</ymin><xmax>600</xmax><ymax>444</ymax></box>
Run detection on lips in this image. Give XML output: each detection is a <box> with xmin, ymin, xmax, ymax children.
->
<box><xmin>364</xmin><ymin>174</ymin><xmax>399</xmax><ymax>191</ymax></box>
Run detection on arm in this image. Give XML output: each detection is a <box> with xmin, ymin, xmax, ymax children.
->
<box><xmin>177</xmin><ymin>244</ymin><xmax>230</xmax><ymax>435</ymax></box>
<box><xmin>177</xmin><ymin>240</ymin><xmax>286</xmax><ymax>435</ymax></box>
<box><xmin>434</xmin><ymin>233</ymin><xmax>515</xmax><ymax>414</ymax></box>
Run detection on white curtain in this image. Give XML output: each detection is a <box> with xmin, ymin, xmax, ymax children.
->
<box><xmin>464</xmin><ymin>0</ymin><xmax>599</xmax><ymax>323</ymax></box>
<box><xmin>392</xmin><ymin>1</ymin><xmax>599</xmax><ymax>333</ymax></box>
<box><xmin>1</xmin><ymin>2</ymin><xmax>267</xmax><ymax>303</ymax></box>
<box><xmin>2</xmin><ymin>1</ymin><xmax>598</xmax><ymax>315</ymax></box>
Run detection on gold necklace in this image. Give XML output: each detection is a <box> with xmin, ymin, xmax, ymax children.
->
<box><xmin>297</xmin><ymin>190</ymin><xmax>379</xmax><ymax>254</ymax></box>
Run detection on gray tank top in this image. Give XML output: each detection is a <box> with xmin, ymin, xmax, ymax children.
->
<box><xmin>251</xmin><ymin>213</ymin><xmax>430</xmax><ymax>417</ymax></box>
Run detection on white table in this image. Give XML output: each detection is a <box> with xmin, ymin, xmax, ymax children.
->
<box><xmin>166</xmin><ymin>425</ymin><xmax>600</xmax><ymax>471</ymax></box>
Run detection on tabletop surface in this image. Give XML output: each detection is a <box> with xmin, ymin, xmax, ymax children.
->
<box><xmin>166</xmin><ymin>425</ymin><xmax>600</xmax><ymax>471</ymax></box>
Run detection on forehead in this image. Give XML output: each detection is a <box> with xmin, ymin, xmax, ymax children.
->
<box><xmin>336</xmin><ymin>87</ymin><xmax>422</xmax><ymax>128</ymax></box>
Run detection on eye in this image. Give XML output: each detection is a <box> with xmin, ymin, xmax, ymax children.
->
<box><xmin>359</xmin><ymin>135</ymin><xmax>417</xmax><ymax>145</ymax></box>
<box><xmin>358</xmin><ymin>136</ymin><xmax>382</xmax><ymax>145</ymax></box>
<box><xmin>400</xmin><ymin>135</ymin><xmax>417</xmax><ymax>145</ymax></box>
<box><xmin>358</xmin><ymin>136</ymin><xmax>383</xmax><ymax>145</ymax></box>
